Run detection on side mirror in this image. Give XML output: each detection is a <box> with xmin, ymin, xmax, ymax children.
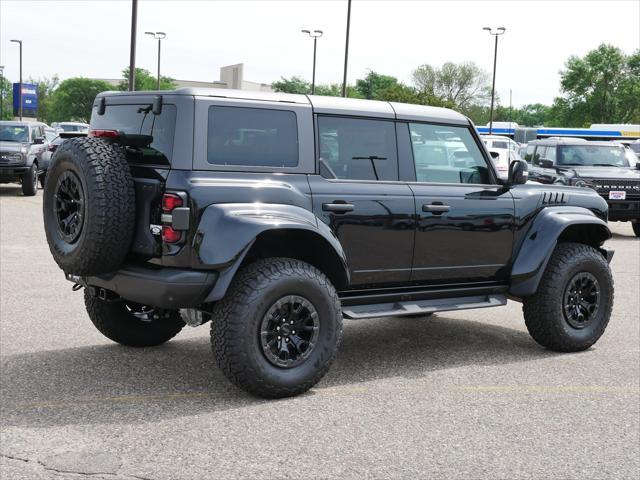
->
<box><xmin>508</xmin><ymin>159</ymin><xmax>528</xmax><ymax>185</ymax></box>
<box><xmin>33</xmin><ymin>137</ymin><xmax>45</xmax><ymax>144</ymax></box>
<box><xmin>539</xmin><ymin>158</ymin><xmax>554</xmax><ymax>168</ymax></box>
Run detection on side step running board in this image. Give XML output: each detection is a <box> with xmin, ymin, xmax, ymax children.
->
<box><xmin>341</xmin><ymin>294</ymin><xmax>507</xmax><ymax>320</ymax></box>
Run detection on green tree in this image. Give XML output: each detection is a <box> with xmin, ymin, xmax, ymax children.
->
<box><xmin>272</xmin><ymin>76</ymin><xmax>311</xmax><ymax>94</ymax></box>
<box><xmin>355</xmin><ymin>71</ymin><xmax>401</xmax><ymax>99</ymax></box>
<box><xmin>412</xmin><ymin>62</ymin><xmax>491</xmax><ymax>110</ymax></box>
<box><xmin>117</xmin><ymin>67</ymin><xmax>176</xmax><ymax>91</ymax></box>
<box><xmin>0</xmin><ymin>75</ymin><xmax>13</xmax><ymax>120</ymax></box>
<box><xmin>553</xmin><ymin>44</ymin><xmax>640</xmax><ymax>125</ymax></box>
<box><xmin>47</xmin><ymin>77</ymin><xmax>113</xmax><ymax>123</ymax></box>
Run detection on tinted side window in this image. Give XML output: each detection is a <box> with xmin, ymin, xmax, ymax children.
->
<box><xmin>207</xmin><ymin>106</ymin><xmax>298</xmax><ymax>167</ymax></box>
<box><xmin>318</xmin><ymin>116</ymin><xmax>398</xmax><ymax>181</ymax></box>
<box><xmin>409</xmin><ymin>123</ymin><xmax>492</xmax><ymax>184</ymax></box>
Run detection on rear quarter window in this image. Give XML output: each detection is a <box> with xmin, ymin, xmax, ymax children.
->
<box><xmin>207</xmin><ymin>106</ymin><xmax>298</xmax><ymax>167</ymax></box>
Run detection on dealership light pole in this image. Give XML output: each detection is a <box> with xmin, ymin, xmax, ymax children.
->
<box><xmin>145</xmin><ymin>31</ymin><xmax>166</xmax><ymax>90</ymax></box>
<box><xmin>129</xmin><ymin>0</ymin><xmax>138</xmax><ymax>91</ymax></box>
<box><xmin>0</xmin><ymin>65</ymin><xmax>4</xmax><ymax>120</ymax></box>
<box><xmin>10</xmin><ymin>40</ymin><xmax>22</xmax><ymax>120</ymax></box>
<box><xmin>301</xmin><ymin>29</ymin><xmax>323</xmax><ymax>94</ymax></box>
<box><xmin>483</xmin><ymin>26</ymin><xmax>505</xmax><ymax>135</ymax></box>
<box><xmin>341</xmin><ymin>0</ymin><xmax>352</xmax><ymax>97</ymax></box>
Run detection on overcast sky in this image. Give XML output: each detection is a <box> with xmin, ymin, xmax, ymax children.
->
<box><xmin>1</xmin><ymin>0</ymin><xmax>638</xmax><ymax>106</ymax></box>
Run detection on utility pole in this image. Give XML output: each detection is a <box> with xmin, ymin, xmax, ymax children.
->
<box><xmin>129</xmin><ymin>0</ymin><xmax>138</xmax><ymax>91</ymax></box>
<box><xmin>341</xmin><ymin>0</ymin><xmax>352</xmax><ymax>97</ymax></box>
<box><xmin>482</xmin><ymin>27</ymin><xmax>506</xmax><ymax>135</ymax></box>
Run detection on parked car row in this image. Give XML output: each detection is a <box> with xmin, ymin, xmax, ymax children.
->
<box><xmin>0</xmin><ymin>120</ymin><xmax>88</xmax><ymax>195</ymax></box>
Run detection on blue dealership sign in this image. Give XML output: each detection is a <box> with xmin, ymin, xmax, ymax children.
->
<box><xmin>13</xmin><ymin>83</ymin><xmax>38</xmax><ymax>117</ymax></box>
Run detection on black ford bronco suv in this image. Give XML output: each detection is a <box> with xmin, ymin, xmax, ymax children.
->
<box><xmin>43</xmin><ymin>89</ymin><xmax>615</xmax><ymax>398</ymax></box>
<box><xmin>525</xmin><ymin>138</ymin><xmax>640</xmax><ymax>236</ymax></box>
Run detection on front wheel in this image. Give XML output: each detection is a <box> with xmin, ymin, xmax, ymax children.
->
<box><xmin>21</xmin><ymin>163</ymin><xmax>38</xmax><ymax>196</ymax></box>
<box><xmin>84</xmin><ymin>290</ymin><xmax>185</xmax><ymax>347</ymax></box>
<box><xmin>523</xmin><ymin>243</ymin><xmax>613</xmax><ymax>352</ymax></box>
<box><xmin>210</xmin><ymin>258</ymin><xmax>343</xmax><ymax>398</ymax></box>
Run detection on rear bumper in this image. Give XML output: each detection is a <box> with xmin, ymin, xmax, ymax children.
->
<box><xmin>67</xmin><ymin>264</ymin><xmax>218</xmax><ymax>309</ymax></box>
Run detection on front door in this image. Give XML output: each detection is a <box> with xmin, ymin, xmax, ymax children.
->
<box><xmin>309</xmin><ymin>116</ymin><xmax>415</xmax><ymax>287</ymax></box>
<box><xmin>402</xmin><ymin>122</ymin><xmax>515</xmax><ymax>283</ymax></box>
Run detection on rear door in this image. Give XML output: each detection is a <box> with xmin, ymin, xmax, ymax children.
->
<box><xmin>309</xmin><ymin>115</ymin><xmax>415</xmax><ymax>287</ymax></box>
<box><xmin>401</xmin><ymin>122</ymin><xmax>515</xmax><ymax>284</ymax></box>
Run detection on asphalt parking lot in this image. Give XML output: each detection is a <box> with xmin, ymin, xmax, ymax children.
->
<box><xmin>1</xmin><ymin>184</ymin><xmax>638</xmax><ymax>480</ymax></box>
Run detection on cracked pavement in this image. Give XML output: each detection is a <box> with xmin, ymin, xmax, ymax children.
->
<box><xmin>1</xmin><ymin>185</ymin><xmax>639</xmax><ymax>479</ymax></box>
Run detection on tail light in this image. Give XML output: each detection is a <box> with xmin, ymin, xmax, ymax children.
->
<box><xmin>162</xmin><ymin>226</ymin><xmax>182</xmax><ymax>243</ymax></box>
<box><xmin>160</xmin><ymin>193</ymin><xmax>189</xmax><ymax>244</ymax></box>
<box><xmin>162</xmin><ymin>193</ymin><xmax>183</xmax><ymax>212</ymax></box>
<box><xmin>88</xmin><ymin>129</ymin><xmax>120</xmax><ymax>138</ymax></box>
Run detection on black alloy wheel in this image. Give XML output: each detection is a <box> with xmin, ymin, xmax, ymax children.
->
<box><xmin>259</xmin><ymin>295</ymin><xmax>320</xmax><ymax>368</ymax></box>
<box><xmin>54</xmin><ymin>171</ymin><xmax>85</xmax><ymax>244</ymax></box>
<box><xmin>563</xmin><ymin>272</ymin><xmax>600</xmax><ymax>329</ymax></box>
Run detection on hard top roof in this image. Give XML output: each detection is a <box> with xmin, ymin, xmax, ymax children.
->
<box><xmin>96</xmin><ymin>87</ymin><xmax>469</xmax><ymax>124</ymax></box>
<box><xmin>530</xmin><ymin>138</ymin><xmax>625</xmax><ymax>147</ymax></box>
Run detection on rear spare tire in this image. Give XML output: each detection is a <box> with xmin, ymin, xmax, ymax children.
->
<box><xmin>43</xmin><ymin>137</ymin><xmax>135</xmax><ymax>275</ymax></box>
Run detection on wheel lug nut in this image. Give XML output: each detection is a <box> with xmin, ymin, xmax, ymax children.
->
<box><xmin>276</xmin><ymin>326</ymin><xmax>280</xmax><ymax>330</ymax></box>
<box><xmin>278</xmin><ymin>336</ymin><xmax>281</xmax><ymax>340</ymax></box>
<box><xmin>290</xmin><ymin>321</ymin><xmax>294</xmax><ymax>325</ymax></box>
<box><xmin>285</xmin><ymin>338</ymin><xmax>289</xmax><ymax>342</ymax></box>
<box><xmin>292</xmin><ymin>330</ymin><xmax>296</xmax><ymax>335</ymax></box>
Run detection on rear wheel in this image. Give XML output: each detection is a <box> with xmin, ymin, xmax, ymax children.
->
<box><xmin>210</xmin><ymin>258</ymin><xmax>342</xmax><ymax>398</ymax></box>
<box><xmin>523</xmin><ymin>243</ymin><xmax>613</xmax><ymax>352</ymax></box>
<box><xmin>84</xmin><ymin>290</ymin><xmax>185</xmax><ymax>347</ymax></box>
<box><xmin>632</xmin><ymin>222</ymin><xmax>640</xmax><ymax>238</ymax></box>
<box><xmin>21</xmin><ymin>163</ymin><xmax>38</xmax><ymax>196</ymax></box>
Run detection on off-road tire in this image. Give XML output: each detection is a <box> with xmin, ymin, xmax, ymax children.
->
<box><xmin>21</xmin><ymin>163</ymin><xmax>37</xmax><ymax>196</ymax></box>
<box><xmin>523</xmin><ymin>242</ymin><xmax>613</xmax><ymax>352</ymax></box>
<box><xmin>84</xmin><ymin>290</ymin><xmax>185</xmax><ymax>347</ymax></box>
<box><xmin>632</xmin><ymin>222</ymin><xmax>640</xmax><ymax>238</ymax></box>
<box><xmin>210</xmin><ymin>258</ymin><xmax>343</xmax><ymax>398</ymax></box>
<box><xmin>43</xmin><ymin>137</ymin><xmax>135</xmax><ymax>275</ymax></box>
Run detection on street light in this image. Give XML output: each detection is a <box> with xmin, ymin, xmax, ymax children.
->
<box><xmin>301</xmin><ymin>29</ymin><xmax>323</xmax><ymax>94</ymax></box>
<box><xmin>483</xmin><ymin>26</ymin><xmax>505</xmax><ymax>135</ymax></box>
<box><xmin>145</xmin><ymin>31</ymin><xmax>167</xmax><ymax>90</ymax></box>
<box><xmin>10</xmin><ymin>39</ymin><xmax>22</xmax><ymax>120</ymax></box>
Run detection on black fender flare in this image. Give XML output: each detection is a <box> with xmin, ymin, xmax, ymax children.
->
<box><xmin>193</xmin><ymin>203</ymin><xmax>349</xmax><ymax>302</ymax></box>
<box><xmin>509</xmin><ymin>206</ymin><xmax>612</xmax><ymax>298</ymax></box>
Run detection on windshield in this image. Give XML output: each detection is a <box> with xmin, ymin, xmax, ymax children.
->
<box><xmin>0</xmin><ymin>125</ymin><xmax>29</xmax><ymax>142</ymax></box>
<box><xmin>557</xmin><ymin>145</ymin><xmax>629</xmax><ymax>167</ymax></box>
<box><xmin>61</xmin><ymin>124</ymin><xmax>88</xmax><ymax>132</ymax></box>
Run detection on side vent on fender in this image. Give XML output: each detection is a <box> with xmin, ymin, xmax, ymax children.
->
<box><xmin>541</xmin><ymin>191</ymin><xmax>568</xmax><ymax>206</ymax></box>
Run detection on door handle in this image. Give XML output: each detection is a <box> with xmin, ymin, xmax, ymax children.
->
<box><xmin>422</xmin><ymin>204</ymin><xmax>450</xmax><ymax>214</ymax></box>
<box><xmin>323</xmin><ymin>202</ymin><xmax>355</xmax><ymax>213</ymax></box>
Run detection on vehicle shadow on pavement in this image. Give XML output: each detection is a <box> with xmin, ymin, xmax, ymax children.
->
<box><xmin>0</xmin><ymin>315</ymin><xmax>557</xmax><ymax>428</ymax></box>
<box><xmin>0</xmin><ymin>186</ymin><xmax>27</xmax><ymax>197</ymax></box>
